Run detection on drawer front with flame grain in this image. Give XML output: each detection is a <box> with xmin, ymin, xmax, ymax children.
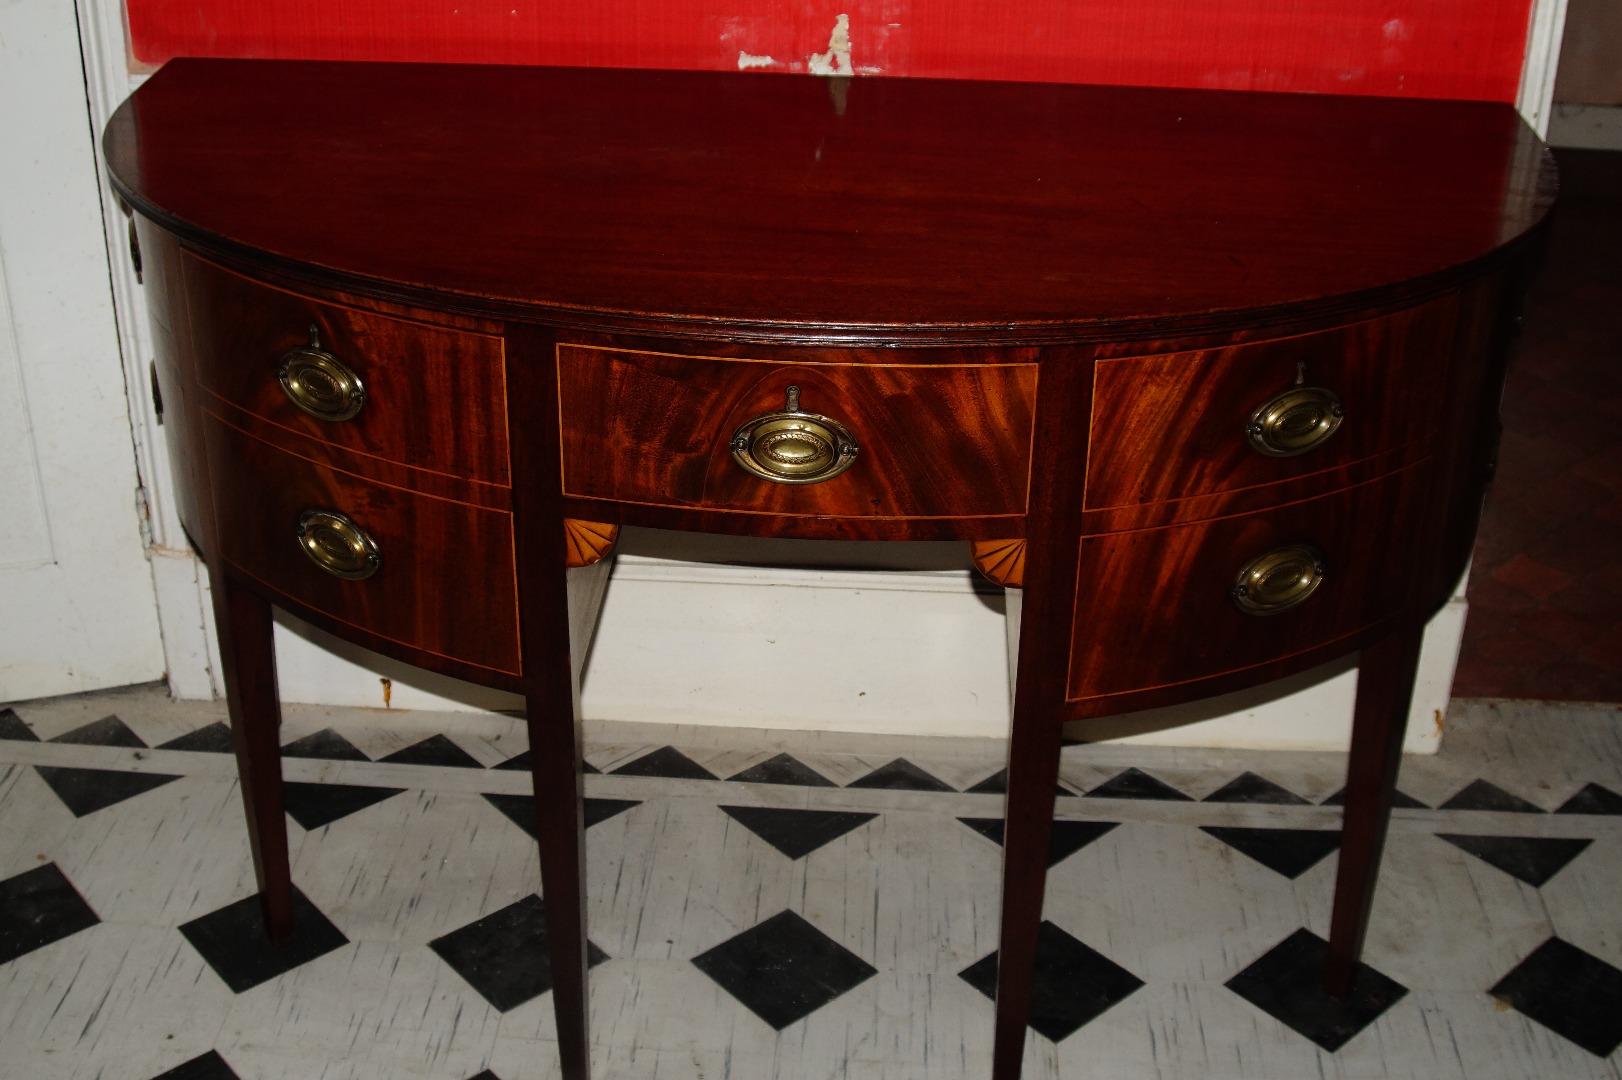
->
<box><xmin>183</xmin><ymin>253</ymin><xmax>510</xmax><ymax>485</ymax></box>
<box><xmin>556</xmin><ymin>344</ymin><xmax>1038</xmax><ymax>521</ymax></box>
<box><xmin>1067</xmin><ymin>465</ymin><xmax>1429</xmax><ymax>704</ymax></box>
<box><xmin>202</xmin><ymin>412</ymin><xmax>521</xmax><ymax>677</ymax></box>
<box><xmin>1084</xmin><ymin>300</ymin><xmax>1457</xmax><ymax>511</ymax></box>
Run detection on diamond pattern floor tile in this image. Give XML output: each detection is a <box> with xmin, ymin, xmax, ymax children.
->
<box><xmin>1435</xmin><ymin>834</ymin><xmax>1594</xmax><ymax>887</ymax></box>
<box><xmin>1557</xmin><ymin>783</ymin><xmax>1622</xmax><ymax>815</ymax></box>
<box><xmin>611</xmin><ymin>746</ymin><xmax>718</xmax><ymax>781</ymax></box>
<box><xmin>1200</xmin><ymin>827</ymin><xmax>1343</xmax><ymax>879</ymax></box>
<box><xmin>148</xmin><ymin>1051</ymin><xmax>242</xmax><ymax>1080</ymax></box>
<box><xmin>692</xmin><ymin>910</ymin><xmax>878</xmax><ymax>1030</ymax></box>
<box><xmin>1439</xmin><ymin>779</ymin><xmax>1546</xmax><ymax>813</ymax></box>
<box><xmin>179</xmin><ymin>887</ymin><xmax>348</xmax><ymax>993</ymax></box>
<box><xmin>283</xmin><ymin>781</ymin><xmax>407</xmax><ymax>830</ymax></box>
<box><xmin>957</xmin><ymin>817</ymin><xmax>1118</xmax><ymax>868</ymax></box>
<box><xmin>1204</xmin><ymin>771</ymin><xmax>1310</xmax><ymax>805</ymax></box>
<box><xmin>846</xmin><ymin>758</ymin><xmax>955</xmax><ymax>792</ymax></box>
<box><xmin>281</xmin><ymin>728</ymin><xmax>370</xmax><ymax>762</ymax></box>
<box><xmin>50</xmin><ymin>714</ymin><xmax>146</xmax><ymax>749</ymax></box>
<box><xmin>1225</xmin><ymin>928</ymin><xmax>1408</xmax><ymax>1051</ymax></box>
<box><xmin>719</xmin><ymin>806</ymin><xmax>877</xmax><ymax>860</ymax></box>
<box><xmin>429</xmin><ymin>894</ymin><xmax>608</xmax><ymax>1012</ymax></box>
<box><xmin>1085</xmin><ymin>767</ymin><xmax>1194</xmax><ymax>801</ymax></box>
<box><xmin>962</xmin><ymin>767</ymin><xmax>1075</xmax><ymax>797</ymax></box>
<box><xmin>1321</xmin><ymin>786</ymin><xmax>1430</xmax><ymax>809</ymax></box>
<box><xmin>726</xmin><ymin>752</ymin><xmax>837</xmax><ymax>787</ymax></box>
<box><xmin>0</xmin><ymin>708</ymin><xmax>38</xmax><ymax>741</ymax></box>
<box><xmin>33</xmin><ymin>766</ymin><xmax>183</xmax><ymax>818</ymax></box>
<box><xmin>493</xmin><ymin>749</ymin><xmax>600</xmax><ymax>774</ymax></box>
<box><xmin>0</xmin><ymin>862</ymin><xmax>100</xmax><ymax>964</ymax></box>
<box><xmin>5</xmin><ymin>685</ymin><xmax>1620</xmax><ymax>1079</ymax></box>
<box><xmin>378</xmin><ymin>734</ymin><xmax>484</xmax><ymax>769</ymax></box>
<box><xmin>1491</xmin><ymin>937</ymin><xmax>1622</xmax><ymax>1057</ymax></box>
<box><xmin>157</xmin><ymin>722</ymin><xmax>235</xmax><ymax>754</ymax></box>
<box><xmin>959</xmin><ymin>920</ymin><xmax>1146</xmax><ymax>1042</ymax></box>
<box><xmin>480</xmin><ymin>793</ymin><xmax>640</xmax><ymax>837</ymax></box>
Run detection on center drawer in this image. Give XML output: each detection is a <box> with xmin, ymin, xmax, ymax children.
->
<box><xmin>556</xmin><ymin>344</ymin><xmax>1038</xmax><ymax>520</ymax></box>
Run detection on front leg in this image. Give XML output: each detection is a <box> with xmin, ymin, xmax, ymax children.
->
<box><xmin>1325</xmin><ymin>621</ymin><xmax>1425</xmax><ymax>996</ymax></box>
<box><xmin>990</xmin><ymin>710</ymin><xmax>1065</xmax><ymax>1079</ymax></box>
<box><xmin>211</xmin><ymin>567</ymin><xmax>294</xmax><ymax>942</ymax></box>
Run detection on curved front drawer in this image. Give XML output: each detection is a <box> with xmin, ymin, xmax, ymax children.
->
<box><xmin>1084</xmin><ymin>299</ymin><xmax>1457</xmax><ymax>510</ymax></box>
<box><xmin>202</xmin><ymin>413</ymin><xmax>521</xmax><ymax>676</ymax></box>
<box><xmin>183</xmin><ymin>253</ymin><xmax>510</xmax><ymax>484</ymax></box>
<box><xmin>556</xmin><ymin>344</ymin><xmax>1037</xmax><ymax>520</ymax></box>
<box><xmin>1067</xmin><ymin>465</ymin><xmax>1429</xmax><ymax>703</ymax></box>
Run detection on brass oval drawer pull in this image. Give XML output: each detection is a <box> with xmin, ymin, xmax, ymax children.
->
<box><xmin>731</xmin><ymin>385</ymin><xmax>859</xmax><ymax>485</ymax></box>
<box><xmin>1246</xmin><ymin>386</ymin><xmax>1343</xmax><ymax>457</ymax></box>
<box><xmin>296</xmin><ymin>509</ymin><xmax>381</xmax><ymax>580</ymax></box>
<box><xmin>278</xmin><ymin>327</ymin><xmax>366</xmax><ymax>422</ymax></box>
<box><xmin>1231</xmin><ymin>543</ymin><xmax>1325</xmax><ymax>616</ymax></box>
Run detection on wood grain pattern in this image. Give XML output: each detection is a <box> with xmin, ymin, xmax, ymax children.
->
<box><xmin>138</xmin><ymin>222</ymin><xmax>215</xmax><ymax>553</ymax></box>
<box><xmin>1066</xmin><ymin>465</ymin><xmax>1429</xmax><ymax>703</ymax></box>
<box><xmin>183</xmin><ymin>251</ymin><xmax>511</xmax><ymax>485</ymax></box>
<box><xmin>106</xmin><ymin>60</ymin><xmax>1553</xmax><ymax>345</ymax></box>
<box><xmin>557</xmin><ymin>345</ymin><xmax>1037</xmax><ymax>521</ymax></box>
<box><xmin>202</xmin><ymin>411</ymin><xmax>521</xmax><ymax>675</ymax></box>
<box><xmin>1084</xmin><ymin>299</ymin><xmax>1456</xmax><ymax>509</ymax></box>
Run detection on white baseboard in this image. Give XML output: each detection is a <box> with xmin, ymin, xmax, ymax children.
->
<box><xmin>169</xmin><ymin>530</ymin><xmax>1456</xmax><ymax>754</ymax></box>
<box><xmin>1548</xmin><ymin>104</ymin><xmax>1622</xmax><ymax>150</ymax></box>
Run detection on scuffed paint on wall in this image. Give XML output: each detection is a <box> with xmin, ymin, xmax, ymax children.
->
<box><xmin>807</xmin><ymin>13</ymin><xmax>852</xmax><ymax>76</ymax></box>
<box><xmin>125</xmin><ymin>0</ymin><xmax>1536</xmax><ymax>104</ymax></box>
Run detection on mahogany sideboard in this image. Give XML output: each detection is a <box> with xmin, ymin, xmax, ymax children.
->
<box><xmin>105</xmin><ymin>59</ymin><xmax>1555</xmax><ymax>1079</ymax></box>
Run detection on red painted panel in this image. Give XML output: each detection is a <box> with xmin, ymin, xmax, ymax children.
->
<box><xmin>127</xmin><ymin>0</ymin><xmax>1531</xmax><ymax>103</ymax></box>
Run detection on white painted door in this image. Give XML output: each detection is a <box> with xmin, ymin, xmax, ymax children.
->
<box><xmin>0</xmin><ymin>0</ymin><xmax>165</xmax><ymax>700</ymax></box>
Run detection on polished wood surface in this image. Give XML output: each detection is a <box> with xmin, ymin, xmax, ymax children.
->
<box><xmin>184</xmin><ymin>252</ymin><xmax>512</xmax><ymax>486</ymax></box>
<box><xmin>201</xmin><ymin>412</ymin><xmax>522</xmax><ymax>677</ymax></box>
<box><xmin>557</xmin><ymin>343</ymin><xmax>1037</xmax><ymax>521</ymax></box>
<box><xmin>108</xmin><ymin>58</ymin><xmax>1556</xmax><ymax>1080</ymax></box>
<box><xmin>1066</xmin><ymin>466</ymin><xmax>1424</xmax><ymax>706</ymax></box>
<box><xmin>107</xmin><ymin>59</ymin><xmax>1551</xmax><ymax>344</ymax></box>
<box><xmin>1083</xmin><ymin>300</ymin><xmax>1454</xmax><ymax>510</ymax></box>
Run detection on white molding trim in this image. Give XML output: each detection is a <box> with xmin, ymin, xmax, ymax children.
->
<box><xmin>254</xmin><ymin>550</ymin><xmax>1449</xmax><ymax>753</ymax></box>
<box><xmin>75</xmin><ymin>0</ymin><xmax>217</xmax><ymax>695</ymax></box>
<box><xmin>1516</xmin><ymin>0</ymin><xmax>1571</xmax><ymax>137</ymax></box>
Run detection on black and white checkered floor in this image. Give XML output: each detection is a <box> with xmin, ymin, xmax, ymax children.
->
<box><xmin>2</xmin><ymin>685</ymin><xmax>1619</xmax><ymax>1079</ymax></box>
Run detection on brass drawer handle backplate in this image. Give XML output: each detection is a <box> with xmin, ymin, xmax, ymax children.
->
<box><xmin>731</xmin><ymin>385</ymin><xmax>859</xmax><ymax>485</ymax></box>
<box><xmin>278</xmin><ymin>326</ymin><xmax>366</xmax><ymax>422</ymax></box>
<box><xmin>1246</xmin><ymin>386</ymin><xmax>1343</xmax><ymax>457</ymax></box>
<box><xmin>296</xmin><ymin>509</ymin><xmax>381</xmax><ymax>580</ymax></box>
<box><xmin>1231</xmin><ymin>542</ymin><xmax>1326</xmax><ymax>616</ymax></box>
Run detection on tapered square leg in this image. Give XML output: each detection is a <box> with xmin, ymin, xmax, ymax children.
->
<box><xmin>210</xmin><ymin>568</ymin><xmax>294</xmax><ymax>942</ymax></box>
<box><xmin>527</xmin><ymin>702</ymin><xmax>590</xmax><ymax>1079</ymax></box>
<box><xmin>1325</xmin><ymin>622</ymin><xmax>1425</xmax><ymax>997</ymax></box>
<box><xmin>991</xmin><ymin>713</ymin><xmax>1065</xmax><ymax>1079</ymax></box>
